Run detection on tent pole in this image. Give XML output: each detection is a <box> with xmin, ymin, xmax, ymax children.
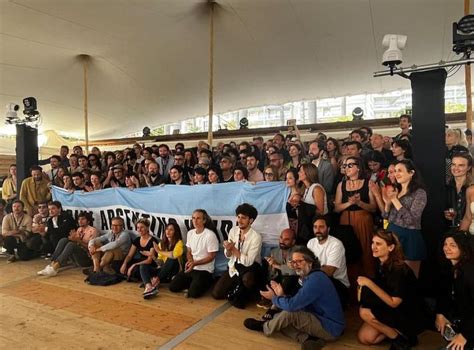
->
<box><xmin>81</xmin><ymin>55</ymin><xmax>90</xmax><ymax>154</ymax></box>
<box><xmin>207</xmin><ymin>0</ymin><xmax>215</xmax><ymax>146</ymax></box>
<box><xmin>465</xmin><ymin>0</ymin><xmax>472</xmax><ymax>130</ymax></box>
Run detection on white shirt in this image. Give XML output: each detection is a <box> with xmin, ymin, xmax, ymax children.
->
<box><xmin>225</xmin><ymin>226</ymin><xmax>262</xmax><ymax>277</ymax></box>
<box><xmin>303</xmin><ymin>183</ymin><xmax>328</xmax><ymax>214</ymax></box>
<box><xmin>186</xmin><ymin>228</ymin><xmax>219</xmax><ymax>273</ymax></box>
<box><xmin>307</xmin><ymin>235</ymin><xmax>350</xmax><ymax>288</ymax></box>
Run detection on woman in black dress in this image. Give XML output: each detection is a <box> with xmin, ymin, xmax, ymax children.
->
<box><xmin>435</xmin><ymin>232</ymin><xmax>474</xmax><ymax>350</ymax></box>
<box><xmin>357</xmin><ymin>229</ymin><xmax>423</xmax><ymax>349</ymax></box>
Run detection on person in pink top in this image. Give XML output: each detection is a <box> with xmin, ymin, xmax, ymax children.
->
<box><xmin>37</xmin><ymin>212</ymin><xmax>98</xmax><ymax>277</ymax></box>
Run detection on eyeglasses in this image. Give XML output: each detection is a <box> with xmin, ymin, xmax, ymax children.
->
<box><xmin>342</xmin><ymin>163</ymin><xmax>358</xmax><ymax>169</ymax></box>
<box><xmin>264</xmin><ymin>172</ymin><xmax>274</xmax><ymax>176</ymax></box>
<box><xmin>289</xmin><ymin>259</ymin><xmax>305</xmax><ymax>265</ymax></box>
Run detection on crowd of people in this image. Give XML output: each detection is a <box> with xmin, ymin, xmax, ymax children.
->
<box><xmin>1</xmin><ymin>114</ymin><xmax>474</xmax><ymax>350</ymax></box>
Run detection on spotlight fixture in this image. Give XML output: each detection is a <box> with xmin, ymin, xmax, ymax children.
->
<box><xmin>239</xmin><ymin>117</ymin><xmax>249</xmax><ymax>129</ymax></box>
<box><xmin>142</xmin><ymin>126</ymin><xmax>151</xmax><ymax>137</ymax></box>
<box><xmin>352</xmin><ymin>107</ymin><xmax>364</xmax><ymax>121</ymax></box>
<box><xmin>453</xmin><ymin>14</ymin><xmax>474</xmax><ymax>56</ymax></box>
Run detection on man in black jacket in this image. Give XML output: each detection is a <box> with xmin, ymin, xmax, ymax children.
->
<box><xmin>44</xmin><ymin>201</ymin><xmax>77</xmax><ymax>254</ymax></box>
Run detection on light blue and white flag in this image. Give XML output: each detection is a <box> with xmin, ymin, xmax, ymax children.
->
<box><xmin>52</xmin><ymin>182</ymin><xmax>290</xmax><ymax>245</ymax></box>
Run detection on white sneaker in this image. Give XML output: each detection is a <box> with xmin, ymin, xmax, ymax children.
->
<box><xmin>37</xmin><ymin>265</ymin><xmax>51</xmax><ymax>275</ymax></box>
<box><xmin>42</xmin><ymin>265</ymin><xmax>58</xmax><ymax>277</ymax></box>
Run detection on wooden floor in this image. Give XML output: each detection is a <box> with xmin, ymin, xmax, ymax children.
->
<box><xmin>0</xmin><ymin>259</ymin><xmax>443</xmax><ymax>350</ymax></box>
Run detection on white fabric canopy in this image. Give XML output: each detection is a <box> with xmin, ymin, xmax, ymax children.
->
<box><xmin>0</xmin><ymin>0</ymin><xmax>467</xmax><ymax>139</ymax></box>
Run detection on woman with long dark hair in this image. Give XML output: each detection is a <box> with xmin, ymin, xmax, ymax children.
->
<box><xmin>326</xmin><ymin>137</ymin><xmax>341</xmax><ymax>173</ymax></box>
<box><xmin>285</xmin><ymin>168</ymin><xmax>301</xmax><ymax>235</ymax></box>
<box><xmin>357</xmin><ymin>230</ymin><xmax>423</xmax><ymax>349</ymax></box>
<box><xmin>435</xmin><ymin>232</ymin><xmax>474</xmax><ymax>350</ymax></box>
<box><xmin>297</xmin><ymin>163</ymin><xmax>327</xmax><ymax>244</ymax></box>
<box><xmin>379</xmin><ymin>159</ymin><xmax>427</xmax><ymax>278</ymax></box>
<box><xmin>391</xmin><ymin>139</ymin><xmax>412</xmax><ymax>161</ymax></box>
<box><xmin>140</xmin><ymin>223</ymin><xmax>184</xmax><ymax>298</ymax></box>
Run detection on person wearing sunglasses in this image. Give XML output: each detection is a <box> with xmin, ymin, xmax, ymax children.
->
<box><xmin>335</xmin><ymin>157</ymin><xmax>377</xmax><ymax>282</ymax></box>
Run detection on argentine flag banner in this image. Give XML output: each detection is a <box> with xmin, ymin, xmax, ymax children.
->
<box><xmin>52</xmin><ymin>182</ymin><xmax>290</xmax><ymax>245</ymax></box>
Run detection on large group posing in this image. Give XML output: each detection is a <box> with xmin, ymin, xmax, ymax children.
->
<box><xmin>1</xmin><ymin>114</ymin><xmax>473</xmax><ymax>350</ymax></box>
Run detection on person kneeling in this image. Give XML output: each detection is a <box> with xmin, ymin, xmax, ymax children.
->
<box><xmin>357</xmin><ymin>230</ymin><xmax>423</xmax><ymax>350</ymax></box>
<box><xmin>212</xmin><ymin>203</ymin><xmax>262</xmax><ymax>309</ymax></box>
<box><xmin>244</xmin><ymin>246</ymin><xmax>345</xmax><ymax>349</ymax></box>
<box><xmin>38</xmin><ymin>212</ymin><xmax>98</xmax><ymax>276</ymax></box>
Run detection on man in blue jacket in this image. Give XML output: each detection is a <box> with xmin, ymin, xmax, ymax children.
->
<box><xmin>244</xmin><ymin>246</ymin><xmax>345</xmax><ymax>349</ymax></box>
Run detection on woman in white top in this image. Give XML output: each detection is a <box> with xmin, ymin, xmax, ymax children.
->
<box><xmin>297</xmin><ymin>163</ymin><xmax>328</xmax><ymax>244</ymax></box>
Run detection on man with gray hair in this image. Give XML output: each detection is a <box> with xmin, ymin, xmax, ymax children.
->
<box><xmin>244</xmin><ymin>246</ymin><xmax>345</xmax><ymax>349</ymax></box>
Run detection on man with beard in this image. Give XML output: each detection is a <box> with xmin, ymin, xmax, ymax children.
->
<box><xmin>246</xmin><ymin>153</ymin><xmax>264</xmax><ymax>182</ymax></box>
<box><xmin>2</xmin><ymin>200</ymin><xmax>37</xmax><ymax>263</ymax></box>
<box><xmin>157</xmin><ymin>144</ymin><xmax>174</xmax><ymax>182</ymax></box>
<box><xmin>19</xmin><ymin>166</ymin><xmax>51</xmax><ymax>216</ymax></box>
<box><xmin>142</xmin><ymin>161</ymin><xmax>163</xmax><ymax>187</ymax></box>
<box><xmin>256</xmin><ymin>228</ymin><xmax>299</xmax><ymax>309</ymax></box>
<box><xmin>244</xmin><ymin>246</ymin><xmax>345</xmax><ymax>349</ymax></box>
<box><xmin>104</xmin><ymin>165</ymin><xmax>126</xmax><ymax>188</ymax></box>
<box><xmin>212</xmin><ymin>203</ymin><xmax>262</xmax><ymax>309</ymax></box>
<box><xmin>308</xmin><ymin>140</ymin><xmax>334</xmax><ymax>195</ymax></box>
<box><xmin>173</xmin><ymin>152</ymin><xmax>193</xmax><ymax>184</ymax></box>
<box><xmin>38</xmin><ymin>212</ymin><xmax>98</xmax><ymax>277</ymax></box>
<box><xmin>45</xmin><ymin>155</ymin><xmax>61</xmax><ymax>183</ymax></box>
<box><xmin>307</xmin><ymin>216</ymin><xmax>349</xmax><ymax>307</ymax></box>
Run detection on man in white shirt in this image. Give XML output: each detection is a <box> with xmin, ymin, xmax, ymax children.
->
<box><xmin>307</xmin><ymin>216</ymin><xmax>349</xmax><ymax>307</ymax></box>
<box><xmin>169</xmin><ymin>209</ymin><xmax>219</xmax><ymax>298</ymax></box>
<box><xmin>212</xmin><ymin>203</ymin><xmax>262</xmax><ymax>308</ymax></box>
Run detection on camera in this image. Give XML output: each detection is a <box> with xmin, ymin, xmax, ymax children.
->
<box><xmin>382</xmin><ymin>34</ymin><xmax>407</xmax><ymax>67</ymax></box>
<box><xmin>5</xmin><ymin>103</ymin><xmax>20</xmax><ymax>124</ymax></box>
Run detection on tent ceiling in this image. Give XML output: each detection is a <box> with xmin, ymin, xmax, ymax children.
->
<box><xmin>0</xmin><ymin>0</ymin><xmax>467</xmax><ymax>139</ymax></box>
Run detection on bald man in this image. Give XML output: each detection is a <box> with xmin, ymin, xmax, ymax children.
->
<box><xmin>257</xmin><ymin>229</ymin><xmax>299</xmax><ymax>309</ymax></box>
<box><xmin>370</xmin><ymin>133</ymin><xmax>394</xmax><ymax>166</ymax></box>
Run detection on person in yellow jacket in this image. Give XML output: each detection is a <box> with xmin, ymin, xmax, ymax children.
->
<box><xmin>19</xmin><ymin>165</ymin><xmax>51</xmax><ymax>216</ymax></box>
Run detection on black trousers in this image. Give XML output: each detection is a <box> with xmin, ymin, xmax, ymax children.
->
<box><xmin>169</xmin><ymin>269</ymin><xmax>213</xmax><ymax>298</ymax></box>
<box><xmin>4</xmin><ymin>235</ymin><xmax>42</xmax><ymax>260</ymax></box>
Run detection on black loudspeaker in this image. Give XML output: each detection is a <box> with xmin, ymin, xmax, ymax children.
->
<box><xmin>16</xmin><ymin>124</ymin><xmax>38</xmax><ymax>190</ymax></box>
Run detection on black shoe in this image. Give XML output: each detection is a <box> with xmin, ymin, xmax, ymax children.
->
<box><xmin>301</xmin><ymin>336</ymin><xmax>326</xmax><ymax>350</ymax></box>
<box><xmin>230</xmin><ymin>297</ymin><xmax>246</xmax><ymax>309</ymax></box>
<box><xmin>243</xmin><ymin>318</ymin><xmax>264</xmax><ymax>332</ymax></box>
<box><xmin>82</xmin><ymin>267</ymin><xmax>93</xmax><ymax>276</ymax></box>
<box><xmin>389</xmin><ymin>334</ymin><xmax>412</xmax><ymax>350</ymax></box>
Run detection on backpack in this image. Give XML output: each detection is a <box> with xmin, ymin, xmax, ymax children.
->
<box><xmin>85</xmin><ymin>271</ymin><xmax>125</xmax><ymax>286</ymax></box>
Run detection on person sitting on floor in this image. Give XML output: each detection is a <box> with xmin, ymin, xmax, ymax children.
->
<box><xmin>307</xmin><ymin>215</ymin><xmax>350</xmax><ymax>307</ymax></box>
<box><xmin>435</xmin><ymin>232</ymin><xmax>474</xmax><ymax>350</ymax></box>
<box><xmin>357</xmin><ymin>229</ymin><xmax>423</xmax><ymax>350</ymax></box>
<box><xmin>169</xmin><ymin>209</ymin><xmax>219</xmax><ymax>298</ymax></box>
<box><xmin>120</xmin><ymin>218</ymin><xmax>158</xmax><ymax>296</ymax></box>
<box><xmin>43</xmin><ymin>201</ymin><xmax>77</xmax><ymax>255</ymax></box>
<box><xmin>140</xmin><ymin>222</ymin><xmax>185</xmax><ymax>299</ymax></box>
<box><xmin>87</xmin><ymin>217</ymin><xmax>131</xmax><ymax>274</ymax></box>
<box><xmin>37</xmin><ymin>212</ymin><xmax>98</xmax><ymax>276</ymax></box>
<box><xmin>257</xmin><ymin>228</ymin><xmax>299</xmax><ymax>310</ymax></box>
<box><xmin>244</xmin><ymin>246</ymin><xmax>345</xmax><ymax>350</ymax></box>
<box><xmin>212</xmin><ymin>203</ymin><xmax>262</xmax><ymax>309</ymax></box>
<box><xmin>2</xmin><ymin>200</ymin><xmax>37</xmax><ymax>263</ymax></box>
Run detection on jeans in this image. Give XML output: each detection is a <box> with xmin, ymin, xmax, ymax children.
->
<box><xmin>52</xmin><ymin>237</ymin><xmax>92</xmax><ymax>267</ymax></box>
